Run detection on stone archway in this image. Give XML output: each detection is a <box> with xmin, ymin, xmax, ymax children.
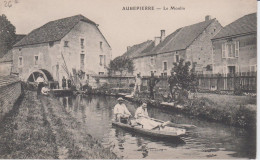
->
<box><xmin>27</xmin><ymin>69</ymin><xmax>54</xmax><ymax>82</ymax></box>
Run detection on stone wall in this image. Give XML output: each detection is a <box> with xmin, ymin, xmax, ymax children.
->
<box><xmin>12</xmin><ymin>42</ymin><xmax>59</xmax><ymax>81</ymax></box>
<box><xmin>185</xmin><ymin>19</ymin><xmax>222</xmax><ymax>72</ymax></box>
<box><xmin>132</xmin><ymin>19</ymin><xmax>222</xmax><ymax>76</ymax></box>
<box><xmin>0</xmin><ymin>76</ymin><xmax>21</xmax><ymax>121</ymax></box>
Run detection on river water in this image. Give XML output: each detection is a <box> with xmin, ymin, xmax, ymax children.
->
<box><xmin>59</xmin><ymin>95</ymin><xmax>256</xmax><ymax>159</ymax></box>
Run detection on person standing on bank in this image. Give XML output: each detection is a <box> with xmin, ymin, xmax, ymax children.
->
<box><xmin>133</xmin><ymin>73</ymin><xmax>142</xmax><ymax>96</ymax></box>
<box><xmin>168</xmin><ymin>70</ymin><xmax>179</xmax><ymax>100</ymax></box>
<box><xmin>114</xmin><ymin>97</ymin><xmax>132</xmax><ymax>123</ymax></box>
<box><xmin>36</xmin><ymin>75</ymin><xmax>45</xmax><ymax>98</ymax></box>
<box><xmin>148</xmin><ymin>72</ymin><xmax>160</xmax><ymax>100</ymax></box>
<box><xmin>67</xmin><ymin>79</ymin><xmax>71</xmax><ymax>89</ymax></box>
<box><xmin>62</xmin><ymin>76</ymin><xmax>66</xmax><ymax>89</ymax></box>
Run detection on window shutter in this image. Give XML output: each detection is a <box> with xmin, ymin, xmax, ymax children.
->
<box><xmin>222</xmin><ymin>66</ymin><xmax>227</xmax><ymax>74</ymax></box>
<box><xmin>222</xmin><ymin>43</ymin><xmax>226</xmax><ymax>58</ymax></box>
<box><xmin>104</xmin><ymin>55</ymin><xmax>106</xmax><ymax>66</ymax></box>
<box><xmin>236</xmin><ymin>65</ymin><xmax>240</xmax><ymax>73</ymax></box>
<box><xmin>235</xmin><ymin>41</ymin><xmax>239</xmax><ymax>57</ymax></box>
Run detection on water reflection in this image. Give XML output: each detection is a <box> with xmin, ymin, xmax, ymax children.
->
<box><xmin>58</xmin><ymin>95</ymin><xmax>256</xmax><ymax>159</ymax></box>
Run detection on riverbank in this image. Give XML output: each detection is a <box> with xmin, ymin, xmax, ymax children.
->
<box><xmin>0</xmin><ymin>90</ymin><xmax>117</xmax><ymax>159</ymax></box>
<box><xmin>88</xmin><ymin>88</ymin><xmax>256</xmax><ymax>129</ymax></box>
<box><xmin>134</xmin><ymin>94</ymin><xmax>256</xmax><ymax>129</ymax></box>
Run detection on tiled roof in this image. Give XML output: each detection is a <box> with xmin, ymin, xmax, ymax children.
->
<box><xmin>14</xmin><ymin>15</ymin><xmax>96</xmax><ymax>47</ymax></box>
<box><xmin>151</xmin><ymin>19</ymin><xmax>215</xmax><ymax>54</ymax></box>
<box><xmin>133</xmin><ymin>19</ymin><xmax>216</xmax><ymax>59</ymax></box>
<box><xmin>122</xmin><ymin>40</ymin><xmax>155</xmax><ymax>59</ymax></box>
<box><xmin>213</xmin><ymin>13</ymin><xmax>256</xmax><ymax>40</ymax></box>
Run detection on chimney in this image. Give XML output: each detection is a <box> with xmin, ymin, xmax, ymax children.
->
<box><xmin>127</xmin><ymin>46</ymin><xmax>131</xmax><ymax>51</ymax></box>
<box><xmin>205</xmin><ymin>15</ymin><xmax>211</xmax><ymax>21</ymax></box>
<box><xmin>154</xmin><ymin>37</ymin><xmax>161</xmax><ymax>46</ymax></box>
<box><xmin>160</xmin><ymin>30</ymin><xmax>165</xmax><ymax>42</ymax></box>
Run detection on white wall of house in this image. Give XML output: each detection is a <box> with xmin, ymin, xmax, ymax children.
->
<box><xmin>61</xmin><ymin>21</ymin><xmax>112</xmax><ymax>77</ymax></box>
<box><xmin>12</xmin><ymin>21</ymin><xmax>112</xmax><ymax>87</ymax></box>
<box><xmin>212</xmin><ymin>34</ymin><xmax>257</xmax><ymax>74</ymax></box>
<box><xmin>0</xmin><ymin>62</ymin><xmax>12</xmax><ymax>76</ymax></box>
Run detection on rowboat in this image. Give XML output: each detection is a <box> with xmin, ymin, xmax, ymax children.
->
<box><xmin>112</xmin><ymin>121</ymin><xmax>186</xmax><ymax>143</ymax></box>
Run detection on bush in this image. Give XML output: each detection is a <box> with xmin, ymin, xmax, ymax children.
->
<box><xmin>183</xmin><ymin>97</ymin><xmax>256</xmax><ymax>129</ymax></box>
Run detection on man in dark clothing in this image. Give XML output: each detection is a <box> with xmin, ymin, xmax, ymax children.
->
<box><xmin>67</xmin><ymin>79</ymin><xmax>71</xmax><ymax>89</ymax></box>
<box><xmin>36</xmin><ymin>75</ymin><xmax>45</xmax><ymax>98</ymax></box>
<box><xmin>168</xmin><ymin>71</ymin><xmax>179</xmax><ymax>100</ymax></box>
<box><xmin>148</xmin><ymin>72</ymin><xmax>160</xmax><ymax>100</ymax></box>
<box><xmin>62</xmin><ymin>76</ymin><xmax>66</xmax><ymax>89</ymax></box>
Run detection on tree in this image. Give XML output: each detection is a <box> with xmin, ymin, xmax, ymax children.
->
<box><xmin>0</xmin><ymin>14</ymin><xmax>16</xmax><ymax>57</ymax></box>
<box><xmin>108</xmin><ymin>56</ymin><xmax>134</xmax><ymax>76</ymax></box>
<box><xmin>169</xmin><ymin>59</ymin><xmax>198</xmax><ymax>101</ymax></box>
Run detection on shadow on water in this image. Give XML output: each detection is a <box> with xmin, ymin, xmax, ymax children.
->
<box><xmin>57</xmin><ymin>94</ymin><xmax>256</xmax><ymax>159</ymax></box>
<box><xmin>113</xmin><ymin>126</ymin><xmax>186</xmax><ymax>145</ymax></box>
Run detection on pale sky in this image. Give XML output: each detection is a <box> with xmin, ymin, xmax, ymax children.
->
<box><xmin>0</xmin><ymin>0</ymin><xmax>257</xmax><ymax>58</ymax></box>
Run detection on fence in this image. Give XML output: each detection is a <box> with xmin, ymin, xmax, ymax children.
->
<box><xmin>197</xmin><ymin>72</ymin><xmax>257</xmax><ymax>93</ymax></box>
<box><xmin>91</xmin><ymin>72</ymin><xmax>257</xmax><ymax>93</ymax></box>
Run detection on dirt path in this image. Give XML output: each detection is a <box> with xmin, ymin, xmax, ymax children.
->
<box><xmin>0</xmin><ymin>90</ymin><xmax>117</xmax><ymax>159</ymax></box>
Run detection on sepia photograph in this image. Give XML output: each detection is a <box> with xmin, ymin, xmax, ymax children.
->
<box><xmin>0</xmin><ymin>0</ymin><xmax>257</xmax><ymax>159</ymax></box>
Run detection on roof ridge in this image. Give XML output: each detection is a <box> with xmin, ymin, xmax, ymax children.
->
<box><xmin>14</xmin><ymin>14</ymin><xmax>97</xmax><ymax>47</ymax></box>
<box><xmin>184</xmin><ymin>18</ymin><xmax>216</xmax><ymax>50</ymax></box>
<box><xmin>47</xmin><ymin>14</ymin><xmax>83</xmax><ymax>23</ymax></box>
<box><xmin>180</xmin><ymin>18</ymin><xmax>216</xmax><ymax>29</ymax></box>
<box><xmin>212</xmin><ymin>13</ymin><xmax>256</xmax><ymax>40</ymax></box>
<box><xmin>156</xmin><ymin>28</ymin><xmax>182</xmax><ymax>53</ymax></box>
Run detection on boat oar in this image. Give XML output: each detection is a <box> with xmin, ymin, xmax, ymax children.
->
<box><xmin>149</xmin><ymin>117</ymin><xmax>196</xmax><ymax>129</ymax></box>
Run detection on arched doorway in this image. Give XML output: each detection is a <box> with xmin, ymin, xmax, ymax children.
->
<box><xmin>27</xmin><ymin>69</ymin><xmax>54</xmax><ymax>82</ymax></box>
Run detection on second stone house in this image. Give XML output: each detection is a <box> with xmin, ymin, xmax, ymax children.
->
<box><xmin>123</xmin><ymin>16</ymin><xmax>222</xmax><ymax>76</ymax></box>
<box><xmin>211</xmin><ymin>13</ymin><xmax>257</xmax><ymax>74</ymax></box>
<box><xmin>12</xmin><ymin>15</ymin><xmax>112</xmax><ymax>86</ymax></box>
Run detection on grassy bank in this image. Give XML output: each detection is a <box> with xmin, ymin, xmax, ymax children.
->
<box><xmin>90</xmin><ymin>87</ymin><xmax>256</xmax><ymax>129</ymax></box>
<box><xmin>183</xmin><ymin>96</ymin><xmax>256</xmax><ymax>129</ymax></box>
<box><xmin>0</xmin><ymin>90</ymin><xmax>117</xmax><ymax>159</ymax></box>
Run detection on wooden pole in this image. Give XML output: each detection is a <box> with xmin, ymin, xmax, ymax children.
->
<box><xmin>61</xmin><ymin>52</ymin><xmax>75</xmax><ymax>86</ymax></box>
<box><xmin>32</xmin><ymin>72</ymin><xmax>36</xmax><ymax>82</ymax></box>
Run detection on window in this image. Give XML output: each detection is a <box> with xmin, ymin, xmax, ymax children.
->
<box><xmin>100</xmin><ymin>42</ymin><xmax>103</xmax><ymax>50</ymax></box>
<box><xmin>227</xmin><ymin>43</ymin><xmax>235</xmax><ymax>57</ymax></box>
<box><xmin>104</xmin><ymin>55</ymin><xmax>106</xmax><ymax>67</ymax></box>
<box><xmin>250</xmin><ymin>65</ymin><xmax>257</xmax><ymax>72</ymax></box>
<box><xmin>175</xmin><ymin>55</ymin><xmax>179</xmax><ymax>62</ymax></box>
<box><xmin>18</xmin><ymin>56</ymin><xmax>23</xmax><ymax>67</ymax></box>
<box><xmin>49</xmin><ymin>41</ymin><xmax>54</xmax><ymax>47</ymax></box>
<box><xmin>222</xmin><ymin>41</ymin><xmax>239</xmax><ymax>58</ymax></box>
<box><xmin>64</xmin><ymin>41</ymin><xmax>69</xmax><ymax>47</ymax></box>
<box><xmin>34</xmin><ymin>55</ymin><xmax>39</xmax><ymax>65</ymax></box>
<box><xmin>150</xmin><ymin>56</ymin><xmax>155</xmax><ymax>66</ymax></box>
<box><xmin>80</xmin><ymin>38</ymin><xmax>84</xmax><ymax>49</ymax></box>
<box><xmin>80</xmin><ymin>54</ymin><xmax>85</xmax><ymax>69</ymax></box>
<box><xmin>163</xmin><ymin>61</ymin><xmax>167</xmax><ymax>70</ymax></box>
<box><xmin>228</xmin><ymin>66</ymin><xmax>236</xmax><ymax>74</ymax></box>
<box><xmin>99</xmin><ymin>72</ymin><xmax>104</xmax><ymax>75</ymax></box>
<box><xmin>99</xmin><ymin>55</ymin><xmax>103</xmax><ymax>66</ymax></box>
